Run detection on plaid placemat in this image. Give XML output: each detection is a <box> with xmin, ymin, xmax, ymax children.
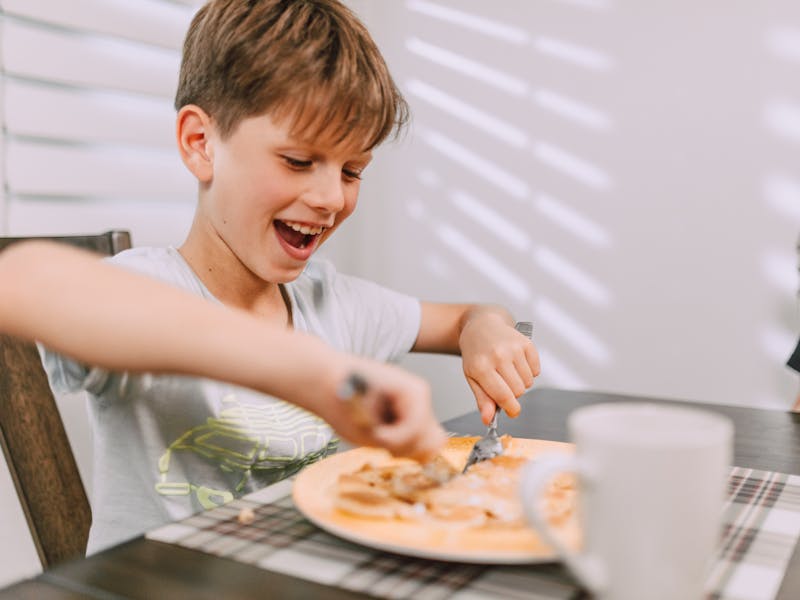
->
<box><xmin>147</xmin><ymin>466</ymin><xmax>800</xmax><ymax>600</ymax></box>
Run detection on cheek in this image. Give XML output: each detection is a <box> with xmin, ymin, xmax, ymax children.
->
<box><xmin>341</xmin><ymin>201</ymin><xmax>357</xmax><ymax>222</ymax></box>
<box><xmin>341</xmin><ymin>188</ymin><xmax>359</xmax><ymax>219</ymax></box>
<box><xmin>319</xmin><ymin>191</ymin><xmax>358</xmax><ymax>245</ymax></box>
<box><xmin>330</xmin><ymin>204</ymin><xmax>356</xmax><ymax>235</ymax></box>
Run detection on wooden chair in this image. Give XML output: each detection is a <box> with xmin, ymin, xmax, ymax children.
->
<box><xmin>0</xmin><ymin>230</ymin><xmax>132</xmax><ymax>568</ymax></box>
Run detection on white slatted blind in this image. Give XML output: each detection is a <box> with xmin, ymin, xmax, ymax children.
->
<box><xmin>0</xmin><ymin>0</ymin><xmax>203</xmax><ymax>245</ymax></box>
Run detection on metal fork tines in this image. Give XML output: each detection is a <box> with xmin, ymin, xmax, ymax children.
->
<box><xmin>462</xmin><ymin>321</ymin><xmax>534</xmax><ymax>474</ymax></box>
<box><xmin>461</xmin><ymin>413</ymin><xmax>503</xmax><ymax>474</ymax></box>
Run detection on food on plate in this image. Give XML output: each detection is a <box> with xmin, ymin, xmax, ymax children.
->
<box><xmin>333</xmin><ymin>435</ymin><xmax>576</xmax><ymax>530</ymax></box>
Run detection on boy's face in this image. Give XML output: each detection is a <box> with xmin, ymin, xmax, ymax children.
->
<box><xmin>200</xmin><ymin>112</ymin><xmax>372</xmax><ymax>284</ymax></box>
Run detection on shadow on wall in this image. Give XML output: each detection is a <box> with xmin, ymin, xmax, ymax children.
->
<box><xmin>362</xmin><ymin>0</ymin><xmax>800</xmax><ymax>409</ymax></box>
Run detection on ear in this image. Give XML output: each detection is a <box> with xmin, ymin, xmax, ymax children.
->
<box><xmin>176</xmin><ymin>104</ymin><xmax>215</xmax><ymax>183</ymax></box>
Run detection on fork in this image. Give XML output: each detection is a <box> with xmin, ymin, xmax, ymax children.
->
<box><xmin>461</xmin><ymin>321</ymin><xmax>534</xmax><ymax>474</ymax></box>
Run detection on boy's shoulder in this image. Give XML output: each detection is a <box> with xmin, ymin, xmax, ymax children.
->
<box><xmin>108</xmin><ymin>246</ymin><xmax>203</xmax><ymax>293</ymax></box>
<box><xmin>109</xmin><ymin>246</ymin><xmax>181</xmax><ymax>274</ymax></box>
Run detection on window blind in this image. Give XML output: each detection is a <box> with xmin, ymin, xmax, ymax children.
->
<box><xmin>0</xmin><ymin>0</ymin><xmax>203</xmax><ymax>245</ymax></box>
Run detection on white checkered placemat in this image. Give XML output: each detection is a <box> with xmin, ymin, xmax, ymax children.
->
<box><xmin>148</xmin><ymin>467</ymin><xmax>800</xmax><ymax>600</ymax></box>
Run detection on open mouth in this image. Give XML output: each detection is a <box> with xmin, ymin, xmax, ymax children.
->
<box><xmin>274</xmin><ymin>220</ymin><xmax>325</xmax><ymax>250</ymax></box>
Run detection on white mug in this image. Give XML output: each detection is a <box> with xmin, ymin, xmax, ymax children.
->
<box><xmin>520</xmin><ymin>402</ymin><xmax>733</xmax><ymax>600</ymax></box>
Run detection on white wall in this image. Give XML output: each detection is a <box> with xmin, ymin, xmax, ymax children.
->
<box><xmin>2</xmin><ymin>0</ymin><xmax>800</xmax><ymax>589</ymax></box>
<box><xmin>343</xmin><ymin>0</ymin><xmax>800</xmax><ymax>423</ymax></box>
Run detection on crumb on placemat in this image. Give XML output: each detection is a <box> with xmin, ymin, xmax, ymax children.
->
<box><xmin>237</xmin><ymin>507</ymin><xmax>255</xmax><ymax>525</ymax></box>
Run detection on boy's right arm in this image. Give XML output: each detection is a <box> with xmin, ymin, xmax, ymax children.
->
<box><xmin>0</xmin><ymin>241</ymin><xmax>445</xmax><ymax>461</ymax></box>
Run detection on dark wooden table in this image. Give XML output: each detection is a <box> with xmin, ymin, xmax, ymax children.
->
<box><xmin>3</xmin><ymin>388</ymin><xmax>800</xmax><ymax>599</ymax></box>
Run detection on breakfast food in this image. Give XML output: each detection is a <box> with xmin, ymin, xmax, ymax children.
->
<box><xmin>333</xmin><ymin>435</ymin><xmax>576</xmax><ymax>530</ymax></box>
<box><xmin>292</xmin><ymin>436</ymin><xmax>580</xmax><ymax>561</ymax></box>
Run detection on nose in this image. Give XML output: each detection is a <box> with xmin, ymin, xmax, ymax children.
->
<box><xmin>306</xmin><ymin>166</ymin><xmax>346</xmax><ymax>214</ymax></box>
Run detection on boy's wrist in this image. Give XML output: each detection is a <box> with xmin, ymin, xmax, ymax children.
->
<box><xmin>461</xmin><ymin>305</ymin><xmax>513</xmax><ymax>329</ymax></box>
<box><xmin>312</xmin><ymin>351</ymin><xmax>353</xmax><ymax>418</ymax></box>
<box><xmin>458</xmin><ymin>305</ymin><xmax>514</xmax><ymax>346</ymax></box>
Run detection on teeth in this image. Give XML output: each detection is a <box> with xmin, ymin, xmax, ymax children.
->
<box><xmin>282</xmin><ymin>220</ymin><xmax>324</xmax><ymax>235</ymax></box>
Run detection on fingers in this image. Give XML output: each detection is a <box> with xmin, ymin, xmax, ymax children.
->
<box><xmin>464</xmin><ymin>337</ymin><xmax>539</xmax><ymax>421</ymax></box>
<box><xmin>514</xmin><ymin>344</ymin><xmax>536</xmax><ymax>389</ymax></box>
<box><xmin>524</xmin><ymin>340</ymin><xmax>541</xmax><ymax>378</ymax></box>
<box><xmin>470</xmin><ymin>370</ymin><xmax>521</xmax><ymax>418</ymax></box>
<box><xmin>497</xmin><ymin>359</ymin><xmax>527</xmax><ymax>398</ymax></box>
<box><xmin>467</xmin><ymin>377</ymin><xmax>497</xmax><ymax>425</ymax></box>
<box><xmin>465</xmin><ymin>349</ymin><xmax>527</xmax><ymax>415</ymax></box>
<box><xmin>334</xmin><ymin>363</ymin><xmax>446</xmax><ymax>461</ymax></box>
<box><xmin>375</xmin><ymin>418</ymin><xmax>446</xmax><ymax>462</ymax></box>
<box><xmin>371</xmin><ymin>391</ymin><xmax>446</xmax><ymax>460</ymax></box>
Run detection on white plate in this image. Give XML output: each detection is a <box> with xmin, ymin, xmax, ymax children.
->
<box><xmin>292</xmin><ymin>437</ymin><xmax>578</xmax><ymax>564</ymax></box>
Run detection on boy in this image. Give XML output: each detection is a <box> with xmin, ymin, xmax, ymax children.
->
<box><xmin>3</xmin><ymin>0</ymin><xmax>539</xmax><ymax>553</ymax></box>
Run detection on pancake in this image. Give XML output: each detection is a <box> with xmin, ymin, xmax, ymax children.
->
<box><xmin>333</xmin><ymin>436</ymin><xmax>575</xmax><ymax>530</ymax></box>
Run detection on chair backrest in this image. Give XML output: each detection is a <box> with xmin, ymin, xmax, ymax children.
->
<box><xmin>0</xmin><ymin>230</ymin><xmax>132</xmax><ymax>568</ymax></box>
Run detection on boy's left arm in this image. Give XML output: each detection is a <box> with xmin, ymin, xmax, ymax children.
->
<box><xmin>412</xmin><ymin>302</ymin><xmax>540</xmax><ymax>425</ymax></box>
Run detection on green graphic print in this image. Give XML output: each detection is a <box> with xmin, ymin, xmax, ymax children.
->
<box><xmin>155</xmin><ymin>394</ymin><xmax>337</xmax><ymax>509</ymax></box>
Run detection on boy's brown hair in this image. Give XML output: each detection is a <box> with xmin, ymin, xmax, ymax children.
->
<box><xmin>175</xmin><ymin>0</ymin><xmax>409</xmax><ymax>150</ymax></box>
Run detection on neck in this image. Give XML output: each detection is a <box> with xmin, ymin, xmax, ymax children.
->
<box><xmin>178</xmin><ymin>225</ymin><xmax>290</xmax><ymax>326</ymax></box>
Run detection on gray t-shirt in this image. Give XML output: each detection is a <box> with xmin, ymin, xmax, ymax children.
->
<box><xmin>40</xmin><ymin>247</ymin><xmax>421</xmax><ymax>554</ymax></box>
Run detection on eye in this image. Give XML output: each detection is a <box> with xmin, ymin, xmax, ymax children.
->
<box><xmin>342</xmin><ymin>168</ymin><xmax>363</xmax><ymax>181</ymax></box>
<box><xmin>282</xmin><ymin>156</ymin><xmax>312</xmax><ymax>169</ymax></box>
